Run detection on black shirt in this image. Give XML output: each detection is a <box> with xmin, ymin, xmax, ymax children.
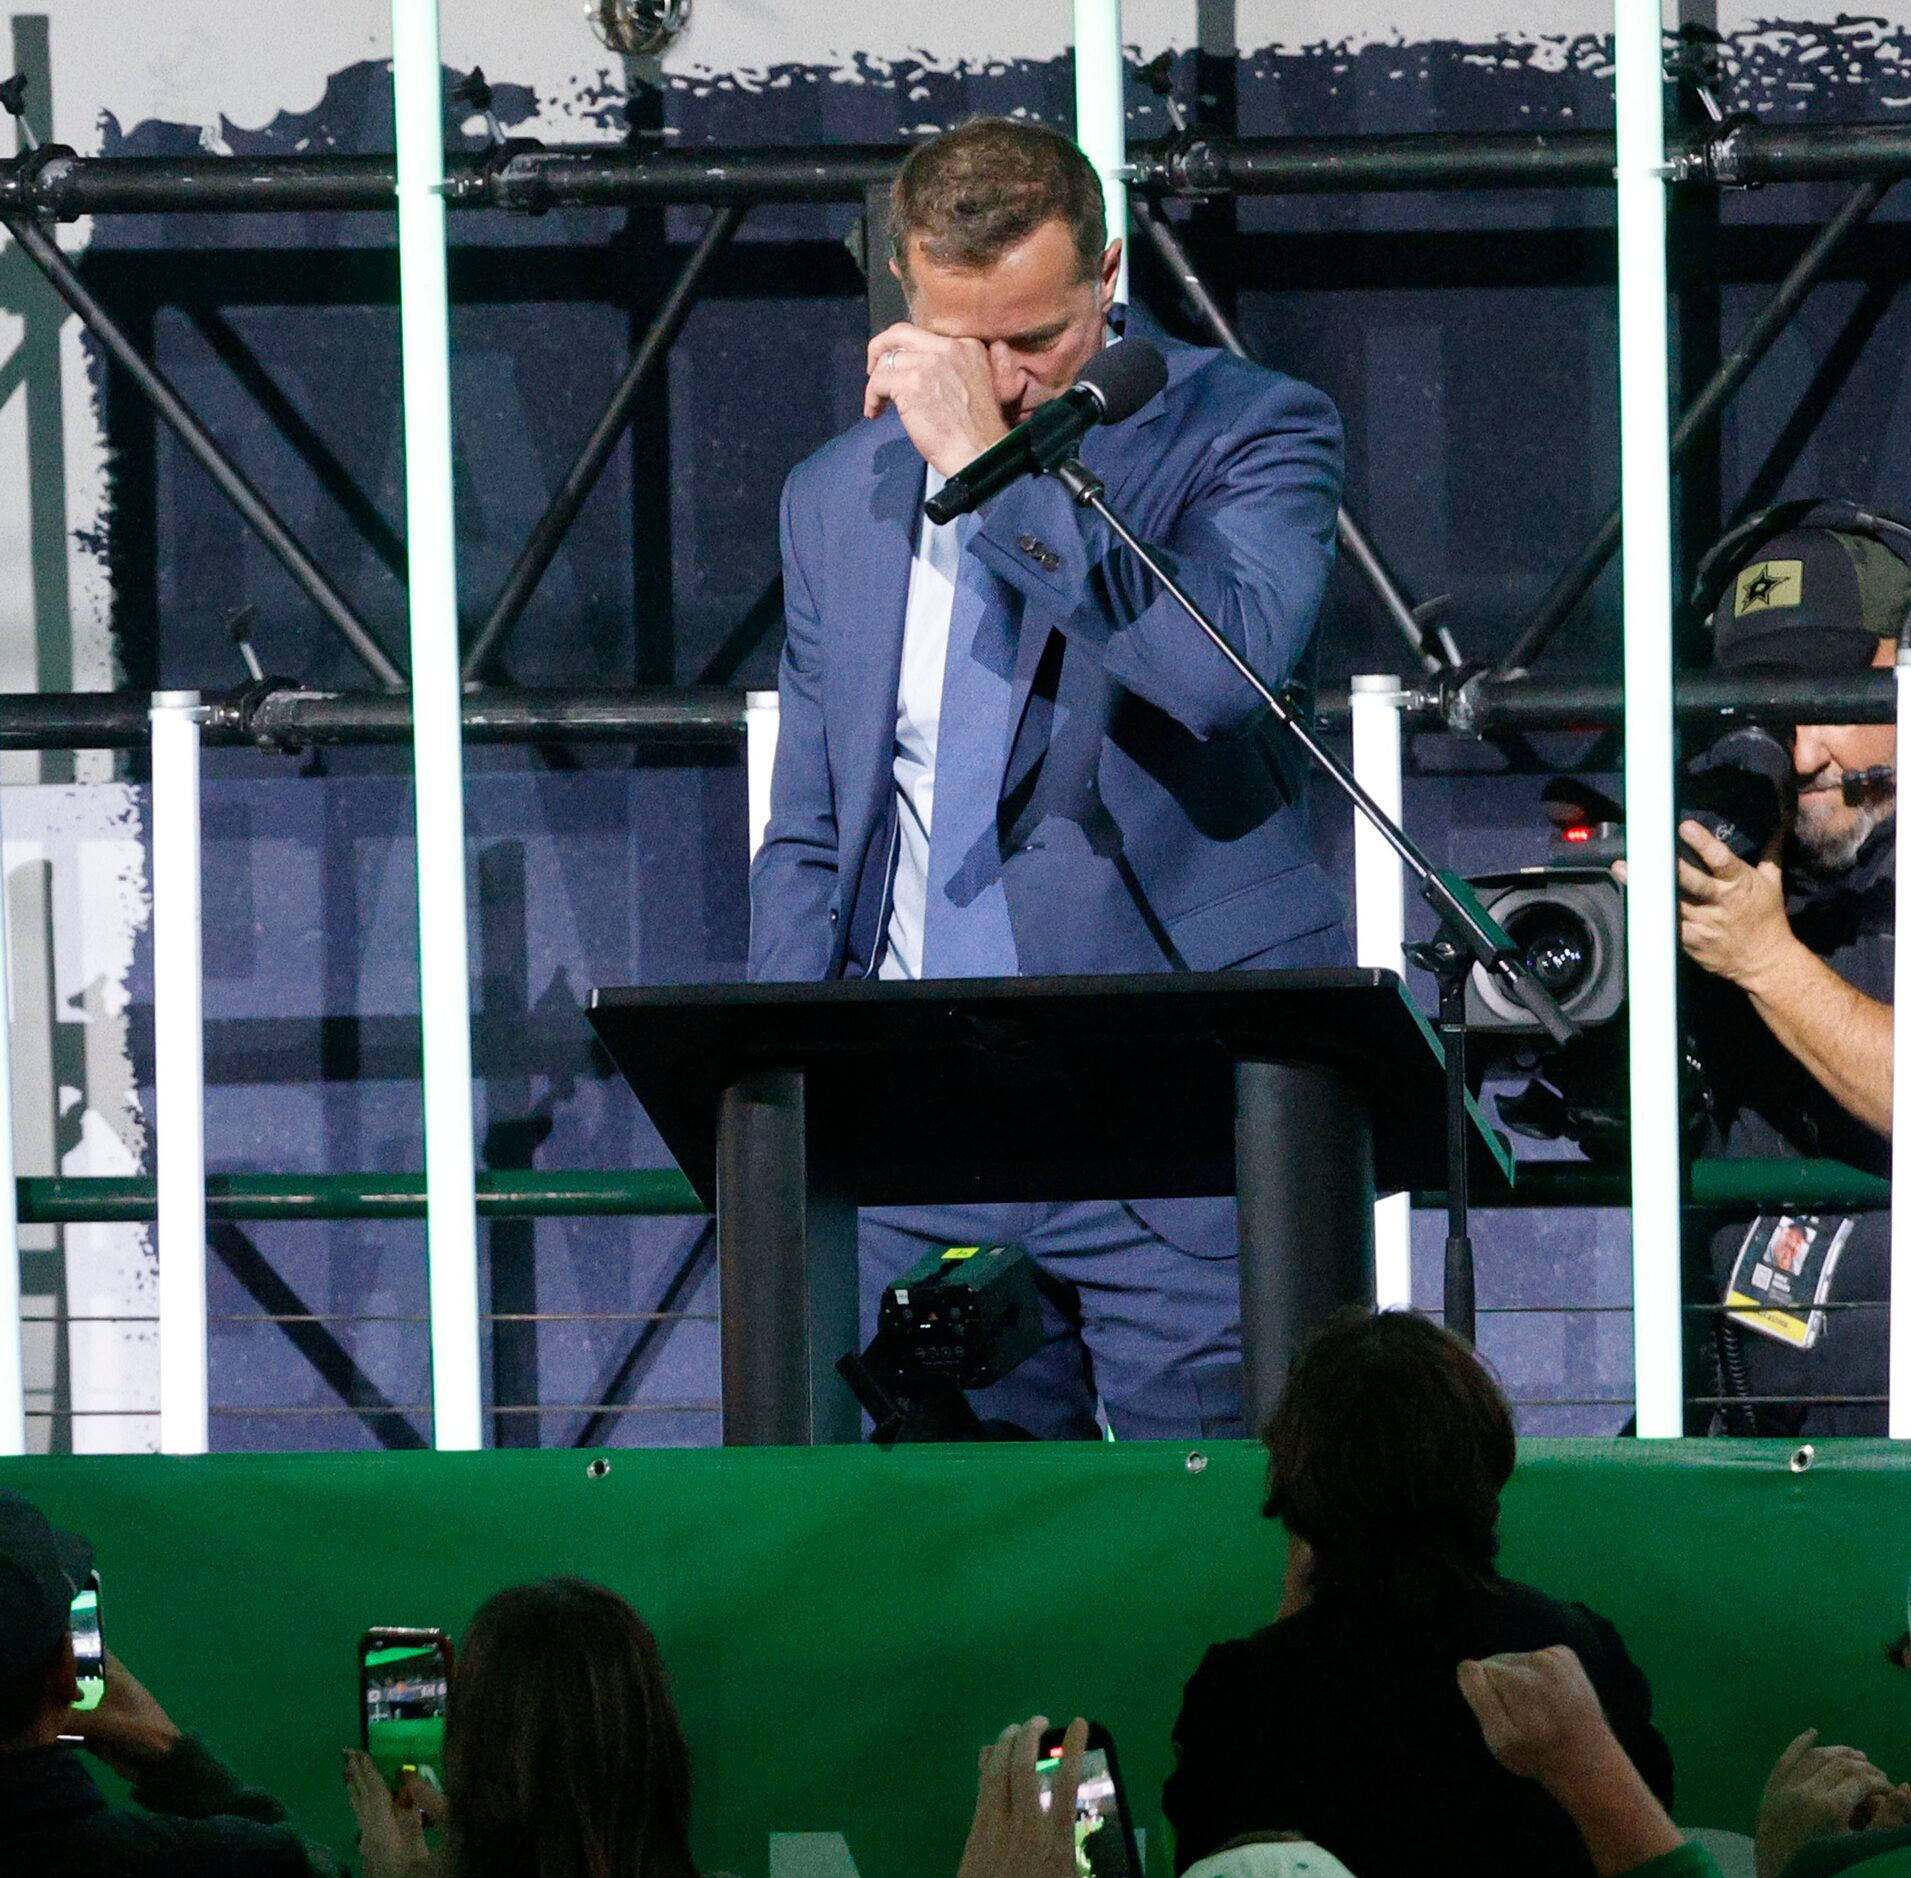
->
<box><xmin>1697</xmin><ymin>828</ymin><xmax>1894</xmax><ymax>1433</ymax></box>
<box><xmin>1162</xmin><ymin>1577</ymin><xmax>1674</xmax><ymax>1877</ymax></box>
<box><xmin>3</xmin><ymin>1735</ymin><xmax>344</xmax><ymax>1878</ymax></box>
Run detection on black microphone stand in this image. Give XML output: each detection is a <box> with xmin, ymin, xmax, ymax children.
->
<box><xmin>1047</xmin><ymin>456</ymin><xmax>1578</xmax><ymax>1343</ymax></box>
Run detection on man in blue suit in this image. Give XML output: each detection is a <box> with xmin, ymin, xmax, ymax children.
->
<box><xmin>749</xmin><ymin>118</ymin><xmax>1347</xmax><ymax>1440</ymax></box>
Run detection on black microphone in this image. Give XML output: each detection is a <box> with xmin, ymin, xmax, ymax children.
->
<box><xmin>922</xmin><ymin>340</ymin><xmax>1168</xmax><ymax>525</ymax></box>
<box><xmin>1809</xmin><ymin>765</ymin><xmax>1896</xmax><ymax>805</ymax></box>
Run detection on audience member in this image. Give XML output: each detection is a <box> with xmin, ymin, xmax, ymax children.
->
<box><xmin>347</xmin><ymin>1576</ymin><xmax>699</xmax><ymax>1878</ymax></box>
<box><xmin>1162</xmin><ymin>1307</ymin><xmax>1674</xmax><ymax>1876</ymax></box>
<box><xmin>1</xmin><ymin>1487</ymin><xmax>346</xmax><ymax>1877</ymax></box>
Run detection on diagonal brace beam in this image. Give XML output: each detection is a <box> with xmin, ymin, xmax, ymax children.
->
<box><xmin>1494</xmin><ymin>175</ymin><xmax>1893</xmax><ymax>677</ymax></box>
<box><xmin>461</xmin><ymin>203</ymin><xmax>745</xmax><ymax>680</ymax></box>
<box><xmin>1131</xmin><ymin>199</ymin><xmax>1455</xmax><ymax>674</ymax></box>
<box><xmin>209</xmin><ymin>1222</ymin><xmax>428</xmax><ymax>1449</ymax></box>
<box><xmin>0</xmin><ymin>213</ymin><xmax>407</xmax><ymax>687</ymax></box>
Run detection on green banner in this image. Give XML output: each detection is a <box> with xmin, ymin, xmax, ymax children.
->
<box><xmin>6</xmin><ymin>1441</ymin><xmax>1910</xmax><ymax>1875</ymax></box>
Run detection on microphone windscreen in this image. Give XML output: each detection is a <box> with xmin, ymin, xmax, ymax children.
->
<box><xmin>1078</xmin><ymin>340</ymin><xmax>1168</xmax><ymax>424</ymax></box>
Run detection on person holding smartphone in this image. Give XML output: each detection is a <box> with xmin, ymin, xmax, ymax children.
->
<box><xmin>0</xmin><ymin>1488</ymin><xmax>347</xmax><ymax>1878</ymax></box>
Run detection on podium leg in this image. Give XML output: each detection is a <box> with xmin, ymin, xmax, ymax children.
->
<box><xmin>1234</xmin><ymin>1060</ymin><xmax>1377</xmax><ymax>1434</ymax></box>
<box><xmin>715</xmin><ymin>1068</ymin><xmax>858</xmax><ymax>1446</ymax></box>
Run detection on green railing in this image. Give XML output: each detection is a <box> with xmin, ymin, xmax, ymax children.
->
<box><xmin>12</xmin><ymin>1157</ymin><xmax>1885</xmax><ymax>1224</ymax></box>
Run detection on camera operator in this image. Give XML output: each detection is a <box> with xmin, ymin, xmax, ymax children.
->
<box><xmin>1678</xmin><ymin>518</ymin><xmax>1907</xmax><ymax>1434</ymax></box>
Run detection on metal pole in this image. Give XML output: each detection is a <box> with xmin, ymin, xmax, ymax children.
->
<box><xmin>0</xmin><ymin>825</ymin><xmax>23</xmax><ymax>1455</ymax></box>
<box><xmin>0</xmin><ymin>214</ymin><xmax>406</xmax><ymax>690</ymax></box>
<box><xmin>1074</xmin><ymin>0</ymin><xmax>1129</xmax><ymax>301</ymax></box>
<box><xmin>745</xmin><ymin>690</ymin><xmax>780</xmax><ymax>861</ymax></box>
<box><xmin>1128</xmin><ymin>203</ymin><xmax>1450</xmax><ymax>673</ymax></box>
<box><xmin>1498</xmin><ymin>176</ymin><xmax>1892</xmax><ymax>676</ymax></box>
<box><xmin>1891</xmin><ymin>652</ymin><xmax>1911</xmax><ymax>1434</ymax></box>
<box><xmin>150</xmin><ymin>692</ymin><xmax>208</xmax><ymax>1454</ymax></box>
<box><xmin>392</xmin><ymin>0</ymin><xmax>482</xmax><ymax>1452</ymax></box>
<box><xmin>460</xmin><ymin>204</ymin><xmax>746</xmax><ymax>680</ymax></box>
<box><xmin>1350</xmin><ymin>676</ymin><xmax>1414</xmax><ymax>1310</ymax></box>
<box><xmin>1615</xmin><ymin>0</ymin><xmax>1684</xmax><ymax>1436</ymax></box>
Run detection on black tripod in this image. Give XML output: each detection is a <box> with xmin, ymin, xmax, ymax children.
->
<box><xmin>1048</xmin><ymin>456</ymin><xmax>1578</xmax><ymax>1341</ymax></box>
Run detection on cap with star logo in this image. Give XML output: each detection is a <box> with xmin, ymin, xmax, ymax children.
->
<box><xmin>1712</xmin><ymin>527</ymin><xmax>1911</xmax><ymax>673</ymax></box>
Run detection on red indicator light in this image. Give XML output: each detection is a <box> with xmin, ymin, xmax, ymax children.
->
<box><xmin>1562</xmin><ymin>825</ymin><xmax>1592</xmax><ymax>842</ymax></box>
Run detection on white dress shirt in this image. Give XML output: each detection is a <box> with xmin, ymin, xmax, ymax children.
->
<box><xmin>878</xmin><ymin>467</ymin><xmax>961</xmax><ymax>980</ymax></box>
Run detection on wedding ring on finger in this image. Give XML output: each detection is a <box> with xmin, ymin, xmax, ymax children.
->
<box><xmin>883</xmin><ymin>347</ymin><xmax>901</xmax><ymax>368</ymax></box>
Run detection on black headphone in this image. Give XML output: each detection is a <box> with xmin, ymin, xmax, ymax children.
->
<box><xmin>1688</xmin><ymin>496</ymin><xmax>1911</xmax><ymax>648</ymax></box>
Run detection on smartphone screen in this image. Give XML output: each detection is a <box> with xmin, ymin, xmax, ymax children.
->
<box><xmin>70</xmin><ymin>1574</ymin><xmax>105</xmax><ymax>1714</ymax></box>
<box><xmin>1037</xmin><ymin>1732</ymin><xmax>1140</xmax><ymax>1878</ymax></box>
<box><xmin>359</xmin><ymin>1632</ymin><xmax>451</xmax><ymax>1788</ymax></box>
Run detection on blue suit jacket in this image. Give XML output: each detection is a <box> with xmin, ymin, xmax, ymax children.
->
<box><xmin>749</xmin><ymin>310</ymin><xmax>1347</xmax><ymax>984</ymax></box>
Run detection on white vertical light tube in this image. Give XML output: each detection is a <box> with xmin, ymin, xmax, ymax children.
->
<box><xmin>1073</xmin><ymin>0</ymin><xmax>1129</xmax><ymax>302</ymax></box>
<box><xmin>1615</xmin><ymin>0</ymin><xmax>1683</xmax><ymax>1436</ymax></box>
<box><xmin>745</xmin><ymin>690</ymin><xmax>780</xmax><ymax>862</ymax></box>
<box><xmin>392</xmin><ymin>0</ymin><xmax>483</xmax><ymax>1452</ymax></box>
<box><xmin>1350</xmin><ymin>675</ymin><xmax>1413</xmax><ymax>1309</ymax></box>
<box><xmin>0</xmin><ymin>835</ymin><xmax>23</xmax><ymax>1456</ymax></box>
<box><xmin>1890</xmin><ymin>657</ymin><xmax>1911</xmax><ymax>1434</ymax></box>
<box><xmin>150</xmin><ymin>692</ymin><xmax>208</xmax><ymax>1455</ymax></box>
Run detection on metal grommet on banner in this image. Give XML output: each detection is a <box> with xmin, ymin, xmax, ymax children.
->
<box><xmin>1789</xmin><ymin>1443</ymin><xmax>1815</xmax><ymax>1475</ymax></box>
<box><xmin>587</xmin><ymin>1457</ymin><xmax>612</xmax><ymax>1479</ymax></box>
<box><xmin>1185</xmin><ymin>1450</ymin><xmax>1208</xmax><ymax>1476</ymax></box>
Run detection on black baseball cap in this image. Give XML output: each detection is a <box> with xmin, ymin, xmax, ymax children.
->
<box><xmin>0</xmin><ymin>1490</ymin><xmax>92</xmax><ymax>1678</ymax></box>
<box><xmin>1713</xmin><ymin>528</ymin><xmax>1911</xmax><ymax>673</ymax></box>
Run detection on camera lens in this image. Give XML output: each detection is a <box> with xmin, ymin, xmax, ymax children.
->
<box><xmin>1503</xmin><ymin>903</ymin><xmax>1595</xmax><ymax>1003</ymax></box>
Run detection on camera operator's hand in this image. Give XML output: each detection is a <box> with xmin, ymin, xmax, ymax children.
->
<box><xmin>956</xmin><ymin>1714</ymin><xmax>1085</xmax><ymax>1878</ymax></box>
<box><xmin>73</xmin><ymin>1651</ymin><xmax>182</xmax><ymax>1779</ymax></box>
<box><xmin>1673</xmin><ymin>821</ymin><xmax>1800</xmax><ymax>991</ymax></box>
<box><xmin>1638</xmin><ymin>818</ymin><xmax>1895</xmax><ymax>1136</ymax></box>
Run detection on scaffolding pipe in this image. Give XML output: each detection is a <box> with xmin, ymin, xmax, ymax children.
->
<box><xmin>0</xmin><ymin>671</ymin><xmax>1891</xmax><ymax>752</ymax></box>
<box><xmin>461</xmin><ymin>203</ymin><xmax>747</xmax><ymax>680</ymax></box>
<box><xmin>1615</xmin><ymin>0</ymin><xmax>1684</xmax><ymax>1437</ymax></box>
<box><xmin>150</xmin><ymin>692</ymin><xmax>209</xmax><ymax>1455</ymax></box>
<box><xmin>0</xmin><ymin>214</ymin><xmax>406</xmax><ymax>689</ymax></box>
<box><xmin>1074</xmin><ymin>0</ymin><xmax>1129</xmax><ymax>301</ymax></box>
<box><xmin>1893</xmin><ymin>652</ymin><xmax>1911</xmax><ymax>1433</ymax></box>
<box><xmin>1350</xmin><ymin>676</ymin><xmax>1414</xmax><ymax>1309</ymax></box>
<box><xmin>393</xmin><ymin>0</ymin><xmax>483</xmax><ymax>1453</ymax></box>
<box><xmin>0</xmin><ymin>820</ymin><xmax>23</xmax><ymax>1456</ymax></box>
<box><xmin>1498</xmin><ymin>175</ymin><xmax>1894</xmax><ymax>677</ymax></box>
<box><xmin>7</xmin><ymin>121</ymin><xmax>1911</xmax><ymax>217</ymax></box>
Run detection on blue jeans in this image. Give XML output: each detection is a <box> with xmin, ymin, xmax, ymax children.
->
<box><xmin>858</xmin><ymin>1198</ymin><xmax>1242</xmax><ymax>1441</ymax></box>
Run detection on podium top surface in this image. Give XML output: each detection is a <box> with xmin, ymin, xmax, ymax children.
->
<box><xmin>588</xmin><ymin>969</ymin><xmax>1504</xmax><ymax>1208</ymax></box>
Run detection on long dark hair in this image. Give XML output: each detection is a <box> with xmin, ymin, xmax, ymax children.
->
<box><xmin>445</xmin><ymin>1578</ymin><xmax>698</xmax><ymax>1878</ymax></box>
<box><xmin>1262</xmin><ymin>1308</ymin><xmax>1516</xmax><ymax>1603</ymax></box>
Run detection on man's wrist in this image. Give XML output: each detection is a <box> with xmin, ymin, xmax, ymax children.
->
<box><xmin>1734</xmin><ymin>929</ymin><xmax>1814</xmax><ymax>1003</ymax></box>
<box><xmin>1538</xmin><ymin>1735</ymin><xmax>1652</xmax><ymax>1818</ymax></box>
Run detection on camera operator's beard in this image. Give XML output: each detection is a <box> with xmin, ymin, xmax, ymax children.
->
<box><xmin>1793</xmin><ymin>789</ymin><xmax>1895</xmax><ymax>878</ymax></box>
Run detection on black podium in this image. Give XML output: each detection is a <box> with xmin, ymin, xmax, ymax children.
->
<box><xmin>588</xmin><ymin>970</ymin><xmax>1507</xmax><ymax>1445</ymax></box>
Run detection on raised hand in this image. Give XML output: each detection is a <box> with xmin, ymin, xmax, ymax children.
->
<box><xmin>864</xmin><ymin>322</ymin><xmax>1010</xmax><ymax>477</ymax></box>
<box><xmin>956</xmin><ymin>1714</ymin><xmax>1086</xmax><ymax>1878</ymax></box>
